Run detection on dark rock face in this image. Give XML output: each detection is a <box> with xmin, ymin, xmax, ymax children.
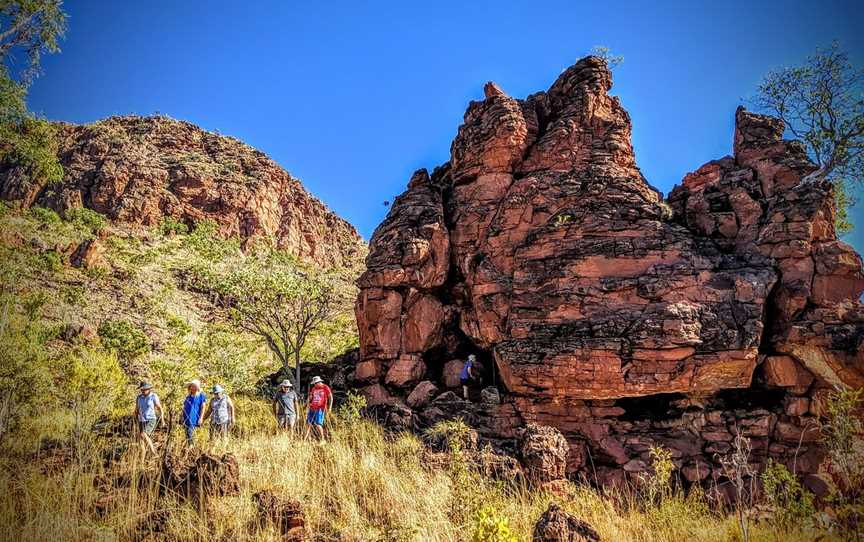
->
<box><xmin>0</xmin><ymin>116</ymin><xmax>365</xmax><ymax>268</ymax></box>
<box><xmin>354</xmin><ymin>56</ymin><xmax>864</xmax><ymax>484</ymax></box>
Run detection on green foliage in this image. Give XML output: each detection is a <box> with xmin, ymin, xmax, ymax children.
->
<box><xmin>36</xmin><ymin>249</ymin><xmax>61</xmax><ymax>272</ymax></box>
<box><xmin>184</xmin><ymin>323</ymin><xmax>272</xmax><ymax>396</ymax></box>
<box><xmin>591</xmin><ymin>45</ymin><xmax>623</xmax><ymax>68</ymax></box>
<box><xmin>187</xmin><ymin>248</ymin><xmax>345</xmax><ymax>384</ymax></box>
<box><xmin>753</xmin><ymin>43</ymin><xmax>864</xmax><ymax>232</ymax></box>
<box><xmin>471</xmin><ymin>506</ymin><xmax>519</xmax><ymax>542</ymax></box>
<box><xmin>0</xmin><ymin>0</ymin><xmax>68</xmax><ymax>85</ymax></box>
<box><xmin>0</xmin><ymin>71</ymin><xmax>63</xmax><ymax>186</ymax></box>
<box><xmin>338</xmin><ymin>391</ymin><xmax>367</xmax><ymax>421</ymax></box>
<box><xmin>159</xmin><ymin>215</ymin><xmax>189</xmax><ymax>236</ymax></box>
<box><xmin>820</xmin><ymin>387</ymin><xmax>864</xmax><ymax>537</ymax></box>
<box><xmin>164</xmin><ymin>313</ymin><xmax>191</xmax><ymax>337</ymax></box>
<box><xmin>834</xmin><ymin>180</ymin><xmax>855</xmax><ymax>235</ymax></box>
<box><xmin>642</xmin><ymin>446</ymin><xmax>675</xmax><ymax>504</ymax></box>
<box><xmin>0</xmin><ymin>292</ymin><xmax>53</xmax><ymax>441</ymax></box>
<box><xmin>183</xmin><ymin>218</ymin><xmax>239</xmax><ymax>260</ymax></box>
<box><xmin>64</xmin><ymin>207</ymin><xmax>107</xmax><ymax>237</ymax></box>
<box><xmin>425</xmin><ymin>418</ymin><xmax>473</xmax><ymax>454</ymax></box>
<box><xmin>29</xmin><ymin>205</ymin><xmax>59</xmax><ymax>224</ymax></box>
<box><xmin>761</xmin><ymin>459</ymin><xmax>815</xmax><ymax>533</ymax></box>
<box><xmin>97</xmin><ymin>318</ymin><xmax>150</xmax><ymax>359</ymax></box>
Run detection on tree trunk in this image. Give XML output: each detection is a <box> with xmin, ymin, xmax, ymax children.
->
<box><xmin>294</xmin><ymin>349</ymin><xmax>301</xmax><ymax>393</ymax></box>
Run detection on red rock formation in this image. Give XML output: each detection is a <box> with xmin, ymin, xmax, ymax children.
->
<box><xmin>355</xmin><ymin>56</ymin><xmax>864</xmax><ymax>485</ymax></box>
<box><xmin>0</xmin><ymin>116</ymin><xmax>364</xmax><ymax>268</ymax></box>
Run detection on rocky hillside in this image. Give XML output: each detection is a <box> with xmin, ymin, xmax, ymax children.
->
<box><xmin>0</xmin><ymin>115</ymin><xmax>365</xmax><ymax>268</ymax></box>
<box><xmin>354</xmin><ymin>56</ymin><xmax>864</xmax><ymax>491</ymax></box>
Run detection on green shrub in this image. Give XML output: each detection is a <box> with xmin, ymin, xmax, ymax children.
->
<box><xmin>37</xmin><ymin>250</ymin><xmax>62</xmax><ymax>272</ymax></box>
<box><xmin>97</xmin><ymin>319</ymin><xmax>150</xmax><ymax>359</ymax></box>
<box><xmin>642</xmin><ymin>446</ymin><xmax>675</xmax><ymax>504</ymax></box>
<box><xmin>183</xmin><ymin>218</ymin><xmax>238</xmax><ymax>260</ymax></box>
<box><xmin>761</xmin><ymin>459</ymin><xmax>815</xmax><ymax>532</ymax></box>
<box><xmin>159</xmin><ymin>215</ymin><xmax>189</xmax><ymax>236</ymax></box>
<box><xmin>62</xmin><ymin>285</ymin><xmax>86</xmax><ymax>306</ymax></box>
<box><xmin>65</xmin><ymin>207</ymin><xmax>106</xmax><ymax>236</ymax></box>
<box><xmin>29</xmin><ymin>206</ymin><xmax>60</xmax><ymax>224</ymax></box>
<box><xmin>471</xmin><ymin>506</ymin><xmax>519</xmax><ymax>542</ymax></box>
<box><xmin>338</xmin><ymin>391</ymin><xmax>367</xmax><ymax>421</ymax></box>
<box><xmin>165</xmin><ymin>313</ymin><xmax>191</xmax><ymax>337</ymax></box>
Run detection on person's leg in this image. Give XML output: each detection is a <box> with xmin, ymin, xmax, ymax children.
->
<box><xmin>287</xmin><ymin>414</ymin><xmax>296</xmax><ymax>433</ymax></box>
<box><xmin>185</xmin><ymin>425</ymin><xmax>195</xmax><ymax>446</ymax></box>
<box><xmin>462</xmin><ymin>383</ymin><xmax>469</xmax><ymax>400</ymax></box>
<box><xmin>141</xmin><ymin>422</ymin><xmax>157</xmax><ymax>456</ymax></box>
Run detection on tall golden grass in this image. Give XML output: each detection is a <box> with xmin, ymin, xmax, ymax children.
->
<box><xmin>0</xmin><ymin>397</ymin><xmax>833</xmax><ymax>541</ymax></box>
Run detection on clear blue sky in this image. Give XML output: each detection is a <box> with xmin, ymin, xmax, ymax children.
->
<box><xmin>28</xmin><ymin>1</ymin><xmax>864</xmax><ymax>253</ymax></box>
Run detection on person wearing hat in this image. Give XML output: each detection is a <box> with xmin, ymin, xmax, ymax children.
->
<box><xmin>304</xmin><ymin>376</ymin><xmax>332</xmax><ymax>440</ymax></box>
<box><xmin>181</xmin><ymin>379</ymin><xmax>206</xmax><ymax>445</ymax></box>
<box><xmin>461</xmin><ymin>354</ymin><xmax>477</xmax><ymax>400</ymax></box>
<box><xmin>272</xmin><ymin>379</ymin><xmax>299</xmax><ymax>432</ymax></box>
<box><xmin>133</xmin><ymin>381</ymin><xmax>164</xmax><ymax>457</ymax></box>
<box><xmin>202</xmin><ymin>384</ymin><xmax>236</xmax><ymax>439</ymax></box>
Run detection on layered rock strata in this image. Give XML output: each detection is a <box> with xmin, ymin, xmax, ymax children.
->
<box><xmin>0</xmin><ymin>116</ymin><xmax>364</xmax><ymax>267</ymax></box>
<box><xmin>355</xmin><ymin>56</ymin><xmax>864</xmax><ymax>488</ymax></box>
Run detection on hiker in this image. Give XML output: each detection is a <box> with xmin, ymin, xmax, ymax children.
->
<box><xmin>181</xmin><ymin>379</ymin><xmax>206</xmax><ymax>445</ymax></box>
<box><xmin>203</xmin><ymin>384</ymin><xmax>236</xmax><ymax>440</ymax></box>
<box><xmin>304</xmin><ymin>376</ymin><xmax>332</xmax><ymax>441</ymax></box>
<box><xmin>461</xmin><ymin>354</ymin><xmax>477</xmax><ymax>400</ymax></box>
<box><xmin>273</xmin><ymin>379</ymin><xmax>299</xmax><ymax>432</ymax></box>
<box><xmin>133</xmin><ymin>381</ymin><xmax>164</xmax><ymax>457</ymax></box>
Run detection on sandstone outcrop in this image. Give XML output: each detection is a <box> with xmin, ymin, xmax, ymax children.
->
<box><xmin>0</xmin><ymin>116</ymin><xmax>365</xmax><ymax>268</ymax></box>
<box><xmin>355</xmin><ymin>56</ymin><xmax>864</xmax><ymax>486</ymax></box>
<box><xmin>533</xmin><ymin>503</ymin><xmax>600</xmax><ymax>542</ymax></box>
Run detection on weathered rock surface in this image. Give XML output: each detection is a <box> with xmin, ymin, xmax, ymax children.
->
<box><xmin>533</xmin><ymin>503</ymin><xmax>601</xmax><ymax>542</ymax></box>
<box><xmin>355</xmin><ymin>56</ymin><xmax>864</xmax><ymax>484</ymax></box>
<box><xmin>0</xmin><ymin>116</ymin><xmax>365</xmax><ymax>268</ymax></box>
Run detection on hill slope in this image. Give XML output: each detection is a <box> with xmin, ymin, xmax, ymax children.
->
<box><xmin>0</xmin><ymin>115</ymin><xmax>365</xmax><ymax>268</ymax></box>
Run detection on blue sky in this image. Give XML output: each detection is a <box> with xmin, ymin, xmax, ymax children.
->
<box><xmin>28</xmin><ymin>1</ymin><xmax>864</xmax><ymax>253</ymax></box>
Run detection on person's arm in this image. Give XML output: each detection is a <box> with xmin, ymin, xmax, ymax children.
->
<box><xmin>154</xmin><ymin>396</ymin><xmax>164</xmax><ymax>426</ymax></box>
<box><xmin>227</xmin><ymin>397</ymin><xmax>236</xmax><ymax>424</ymax></box>
<box><xmin>196</xmin><ymin>396</ymin><xmax>205</xmax><ymax>426</ymax></box>
<box><xmin>202</xmin><ymin>402</ymin><xmax>212</xmax><ymax>422</ymax></box>
<box><xmin>327</xmin><ymin>388</ymin><xmax>334</xmax><ymax>412</ymax></box>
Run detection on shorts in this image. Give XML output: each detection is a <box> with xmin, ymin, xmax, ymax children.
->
<box><xmin>139</xmin><ymin>419</ymin><xmax>157</xmax><ymax>434</ymax></box>
<box><xmin>460</xmin><ymin>377</ymin><xmax>470</xmax><ymax>386</ymax></box>
<box><xmin>278</xmin><ymin>413</ymin><xmax>296</xmax><ymax>427</ymax></box>
<box><xmin>210</xmin><ymin>422</ymin><xmax>230</xmax><ymax>438</ymax></box>
<box><xmin>306</xmin><ymin>408</ymin><xmax>326</xmax><ymax>426</ymax></box>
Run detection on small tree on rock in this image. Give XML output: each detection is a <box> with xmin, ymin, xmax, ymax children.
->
<box><xmin>753</xmin><ymin>43</ymin><xmax>864</xmax><ymax>234</ymax></box>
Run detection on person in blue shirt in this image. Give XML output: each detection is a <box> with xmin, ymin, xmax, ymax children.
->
<box><xmin>133</xmin><ymin>381</ymin><xmax>163</xmax><ymax>458</ymax></box>
<box><xmin>181</xmin><ymin>379</ymin><xmax>206</xmax><ymax>446</ymax></box>
<box><xmin>461</xmin><ymin>354</ymin><xmax>477</xmax><ymax>400</ymax></box>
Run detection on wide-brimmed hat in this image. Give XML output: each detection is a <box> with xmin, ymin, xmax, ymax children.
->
<box><xmin>138</xmin><ymin>381</ymin><xmax>153</xmax><ymax>391</ymax></box>
<box><xmin>310</xmin><ymin>376</ymin><xmax>323</xmax><ymax>385</ymax></box>
<box><xmin>468</xmin><ymin>354</ymin><xmax>476</xmax><ymax>362</ymax></box>
<box><xmin>186</xmin><ymin>379</ymin><xmax>201</xmax><ymax>390</ymax></box>
<box><xmin>279</xmin><ymin>379</ymin><xmax>293</xmax><ymax>388</ymax></box>
<box><xmin>211</xmin><ymin>384</ymin><xmax>224</xmax><ymax>394</ymax></box>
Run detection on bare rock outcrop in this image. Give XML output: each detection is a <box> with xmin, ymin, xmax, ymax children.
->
<box><xmin>0</xmin><ymin>116</ymin><xmax>365</xmax><ymax>268</ymax></box>
<box><xmin>354</xmin><ymin>56</ymin><xmax>864</xmax><ymax>484</ymax></box>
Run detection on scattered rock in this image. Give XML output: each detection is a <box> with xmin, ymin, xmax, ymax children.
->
<box><xmin>253</xmin><ymin>490</ymin><xmax>305</xmax><ymax>541</ymax></box>
<box><xmin>70</xmin><ymin>238</ymin><xmax>108</xmax><ymax>270</ymax></box>
<box><xmin>532</xmin><ymin>503</ymin><xmax>600</xmax><ymax>542</ymax></box>
<box><xmin>480</xmin><ymin>386</ymin><xmax>501</xmax><ymax>405</ymax></box>
<box><xmin>406</xmin><ymin>381</ymin><xmax>438</xmax><ymax>409</ymax></box>
<box><xmin>519</xmin><ymin>424</ymin><xmax>568</xmax><ymax>485</ymax></box>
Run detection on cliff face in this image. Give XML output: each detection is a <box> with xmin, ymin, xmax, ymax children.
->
<box><xmin>0</xmin><ymin>116</ymin><xmax>364</xmax><ymax>268</ymax></box>
<box><xmin>355</xmin><ymin>56</ymin><xmax>864</xmax><ymax>486</ymax></box>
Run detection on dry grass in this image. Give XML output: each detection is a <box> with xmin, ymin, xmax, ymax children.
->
<box><xmin>0</xmin><ymin>399</ymin><xmax>834</xmax><ymax>542</ymax></box>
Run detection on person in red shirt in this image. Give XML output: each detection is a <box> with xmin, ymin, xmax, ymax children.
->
<box><xmin>304</xmin><ymin>376</ymin><xmax>333</xmax><ymax>440</ymax></box>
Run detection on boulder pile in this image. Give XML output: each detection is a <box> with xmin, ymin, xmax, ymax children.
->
<box><xmin>354</xmin><ymin>55</ymin><xmax>864</xmax><ymax>487</ymax></box>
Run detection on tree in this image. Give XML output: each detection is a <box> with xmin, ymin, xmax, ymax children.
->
<box><xmin>1</xmin><ymin>0</ymin><xmax>68</xmax><ymax>85</ymax></box>
<box><xmin>590</xmin><ymin>45</ymin><xmax>623</xmax><ymax>69</ymax></box>
<box><xmin>190</xmin><ymin>251</ymin><xmax>346</xmax><ymax>390</ymax></box>
<box><xmin>753</xmin><ymin>43</ymin><xmax>863</xmax><ymax>234</ymax></box>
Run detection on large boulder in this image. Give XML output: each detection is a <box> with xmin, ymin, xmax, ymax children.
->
<box><xmin>519</xmin><ymin>424</ymin><xmax>568</xmax><ymax>485</ymax></box>
<box><xmin>354</xmin><ymin>55</ymin><xmax>864</xmax><ymax>483</ymax></box>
